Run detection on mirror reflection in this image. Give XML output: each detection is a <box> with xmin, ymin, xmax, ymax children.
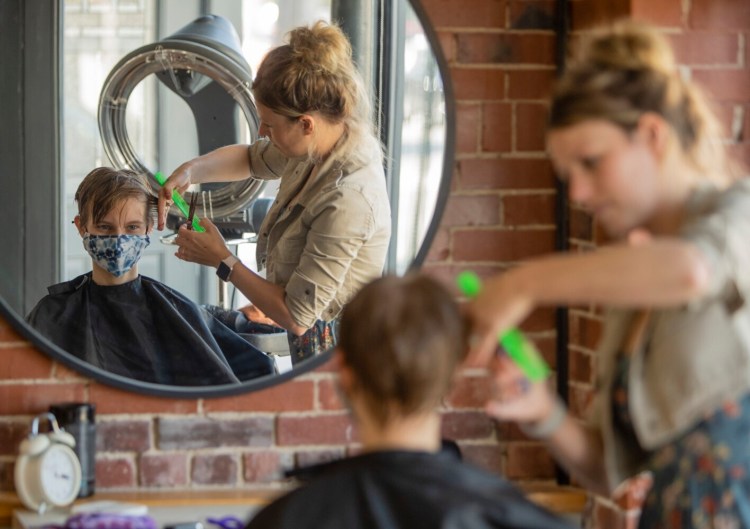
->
<box><xmin>21</xmin><ymin>0</ymin><xmax>450</xmax><ymax>390</ymax></box>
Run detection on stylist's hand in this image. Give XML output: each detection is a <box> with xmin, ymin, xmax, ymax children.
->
<box><xmin>463</xmin><ymin>273</ymin><xmax>533</xmax><ymax>369</ymax></box>
<box><xmin>174</xmin><ymin>218</ymin><xmax>231</xmax><ymax>267</ymax></box>
<box><xmin>157</xmin><ymin>162</ymin><xmax>195</xmax><ymax>230</ymax></box>
<box><xmin>485</xmin><ymin>354</ymin><xmax>556</xmax><ymax>426</ymax></box>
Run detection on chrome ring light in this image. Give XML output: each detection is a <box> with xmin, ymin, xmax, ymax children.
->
<box><xmin>98</xmin><ymin>15</ymin><xmax>264</xmax><ymax>223</ymax></box>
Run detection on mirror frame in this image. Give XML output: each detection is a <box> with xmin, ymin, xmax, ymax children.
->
<box><xmin>0</xmin><ymin>0</ymin><xmax>455</xmax><ymax>398</ymax></box>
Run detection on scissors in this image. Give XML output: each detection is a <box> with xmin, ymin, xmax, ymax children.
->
<box><xmin>186</xmin><ymin>193</ymin><xmax>198</xmax><ymax>231</ymax></box>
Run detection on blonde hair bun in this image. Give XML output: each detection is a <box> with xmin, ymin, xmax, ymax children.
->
<box><xmin>288</xmin><ymin>21</ymin><xmax>352</xmax><ymax>76</ymax></box>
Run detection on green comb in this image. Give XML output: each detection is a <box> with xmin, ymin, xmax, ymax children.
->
<box><xmin>457</xmin><ymin>270</ymin><xmax>550</xmax><ymax>381</ymax></box>
<box><xmin>154</xmin><ymin>171</ymin><xmax>205</xmax><ymax>233</ymax></box>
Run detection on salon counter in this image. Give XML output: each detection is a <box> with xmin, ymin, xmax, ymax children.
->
<box><xmin>0</xmin><ymin>485</ymin><xmax>587</xmax><ymax>528</ymax></box>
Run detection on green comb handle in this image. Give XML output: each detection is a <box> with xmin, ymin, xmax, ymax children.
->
<box><xmin>154</xmin><ymin>171</ymin><xmax>205</xmax><ymax>232</ymax></box>
<box><xmin>457</xmin><ymin>271</ymin><xmax>550</xmax><ymax>381</ymax></box>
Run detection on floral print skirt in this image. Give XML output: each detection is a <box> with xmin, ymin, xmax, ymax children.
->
<box><xmin>613</xmin><ymin>356</ymin><xmax>750</xmax><ymax>529</ymax></box>
<box><xmin>287</xmin><ymin>319</ymin><xmax>338</xmax><ymax>365</ymax></box>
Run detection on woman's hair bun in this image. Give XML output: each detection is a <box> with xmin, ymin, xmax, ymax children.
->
<box><xmin>288</xmin><ymin>20</ymin><xmax>352</xmax><ymax>75</ymax></box>
<box><xmin>580</xmin><ymin>20</ymin><xmax>676</xmax><ymax>76</ymax></box>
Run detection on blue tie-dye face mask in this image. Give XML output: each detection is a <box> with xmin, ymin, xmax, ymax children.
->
<box><xmin>82</xmin><ymin>233</ymin><xmax>150</xmax><ymax>277</ymax></box>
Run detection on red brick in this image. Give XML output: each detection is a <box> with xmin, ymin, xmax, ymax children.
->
<box><xmin>570</xmin><ymin>206</ymin><xmax>594</xmax><ymax>241</ymax></box>
<box><xmin>457</xmin><ymin>34</ymin><xmax>555</xmax><ymax>65</ymax></box>
<box><xmin>139</xmin><ymin>453</ymin><xmax>188</xmax><ymax>487</ymax></box>
<box><xmin>243</xmin><ymin>450</ymin><xmax>293</xmax><ymax>483</ymax></box>
<box><xmin>0</xmin><ymin>345</ymin><xmax>53</xmax><ymax>379</ymax></box>
<box><xmin>441</xmin><ymin>194</ymin><xmax>501</xmax><ymax>227</ymax></box>
<box><xmin>459</xmin><ymin>157</ymin><xmax>556</xmax><ymax>191</ymax></box>
<box><xmin>89</xmin><ymin>384</ymin><xmax>198</xmax><ymax>414</ymax></box>
<box><xmin>569</xmin><ymin>313</ymin><xmax>603</xmax><ymax>351</ymax></box>
<box><xmin>0</xmin><ymin>461</ymin><xmax>13</xmax><ymax>491</ymax></box>
<box><xmin>452</xmin><ymin>228</ymin><xmax>555</xmax><ymax>262</ymax></box>
<box><xmin>95</xmin><ymin>457</ymin><xmax>136</xmax><ymax>489</ymax></box>
<box><xmin>482</xmin><ymin>102</ymin><xmax>513</xmax><ymax>152</ymax></box>
<box><xmin>693</xmin><ymin>69</ymin><xmax>750</xmax><ymax>103</ymax></box>
<box><xmin>568</xmin><ymin>385</ymin><xmax>596</xmax><ymax>418</ymax></box>
<box><xmin>522</xmin><ymin>307</ymin><xmax>556</xmax><ymax>333</ymax></box>
<box><xmin>441</xmin><ymin>410</ymin><xmax>496</xmax><ymax>439</ymax></box>
<box><xmin>461</xmin><ymin>443</ymin><xmax>505</xmax><ymax>475</ymax></box>
<box><xmin>632</xmin><ymin>0</ymin><xmax>683</xmax><ymax>27</ymax></box>
<box><xmin>157</xmin><ymin>417</ymin><xmax>273</xmax><ymax>449</ymax></box>
<box><xmin>425</xmin><ymin>227</ymin><xmax>451</xmax><ymax>262</ymax></box>
<box><xmin>191</xmin><ymin>454</ymin><xmax>238</xmax><ymax>485</ymax></box>
<box><xmin>317</xmin><ymin>378</ymin><xmax>345</xmax><ymax>411</ymax></box>
<box><xmin>568</xmin><ymin>349</ymin><xmax>593</xmax><ymax>384</ymax></box>
<box><xmin>54</xmin><ymin>361</ymin><xmax>88</xmax><ymax>380</ymax></box>
<box><xmin>508</xmin><ymin>1</ymin><xmax>556</xmax><ymax>30</ymax></box>
<box><xmin>446</xmin><ymin>373</ymin><xmax>492</xmax><ymax>408</ymax></box>
<box><xmin>451</xmin><ymin>68</ymin><xmax>505</xmax><ymax>100</ymax></box>
<box><xmin>96</xmin><ymin>420</ymin><xmax>151</xmax><ymax>453</ymax></box>
<box><xmin>507</xmin><ymin>69</ymin><xmax>555</xmax><ymax>100</ymax></box>
<box><xmin>502</xmin><ymin>193</ymin><xmax>555</xmax><ymax>226</ymax></box>
<box><xmin>570</xmin><ymin>0</ymin><xmax>630</xmax><ymax>30</ymax></box>
<box><xmin>689</xmin><ymin>0</ymin><xmax>750</xmax><ymax>30</ymax></box>
<box><xmin>505</xmin><ymin>443</ymin><xmax>556</xmax><ymax>479</ymax></box>
<box><xmin>204</xmin><ymin>379</ymin><xmax>315</xmax><ymax>413</ymax></box>
<box><xmin>0</xmin><ymin>421</ymin><xmax>28</xmax><ymax>456</ymax></box>
<box><xmin>0</xmin><ymin>384</ymin><xmax>86</xmax><ymax>415</ymax></box>
<box><xmin>436</xmin><ymin>31</ymin><xmax>456</xmax><ymax>62</ymax></box>
<box><xmin>516</xmin><ymin>103</ymin><xmax>549</xmax><ymax>152</ymax></box>
<box><xmin>420</xmin><ymin>0</ymin><xmax>506</xmax><ymax>29</ymax></box>
<box><xmin>0</xmin><ymin>316</ymin><xmax>26</xmax><ymax>343</ymax></box>
<box><xmin>669</xmin><ymin>31</ymin><xmax>740</xmax><ymax>66</ymax></box>
<box><xmin>294</xmin><ymin>448</ymin><xmax>346</xmax><ymax>469</ymax></box>
<box><xmin>276</xmin><ymin>413</ymin><xmax>355</xmax><ymax>446</ymax></box>
<box><xmin>456</xmin><ymin>103</ymin><xmax>481</xmax><ymax>153</ymax></box>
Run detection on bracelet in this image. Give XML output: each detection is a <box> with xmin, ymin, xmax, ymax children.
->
<box><xmin>519</xmin><ymin>396</ymin><xmax>567</xmax><ymax>440</ymax></box>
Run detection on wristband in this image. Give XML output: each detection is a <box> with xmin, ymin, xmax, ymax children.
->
<box><xmin>519</xmin><ymin>396</ymin><xmax>567</xmax><ymax>440</ymax></box>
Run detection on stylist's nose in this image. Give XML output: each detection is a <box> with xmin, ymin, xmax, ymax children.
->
<box><xmin>568</xmin><ymin>170</ymin><xmax>593</xmax><ymax>205</ymax></box>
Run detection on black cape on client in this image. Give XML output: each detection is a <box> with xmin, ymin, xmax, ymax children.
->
<box><xmin>245</xmin><ymin>451</ymin><xmax>575</xmax><ymax>529</ymax></box>
<box><xmin>26</xmin><ymin>273</ymin><xmax>274</xmax><ymax>385</ymax></box>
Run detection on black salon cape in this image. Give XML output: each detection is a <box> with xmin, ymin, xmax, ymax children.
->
<box><xmin>25</xmin><ymin>273</ymin><xmax>274</xmax><ymax>385</ymax></box>
<box><xmin>245</xmin><ymin>451</ymin><xmax>575</xmax><ymax>529</ymax></box>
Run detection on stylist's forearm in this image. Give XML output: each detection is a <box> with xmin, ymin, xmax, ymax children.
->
<box><xmin>545</xmin><ymin>417</ymin><xmax>609</xmax><ymax>496</ymax></box>
<box><xmin>187</xmin><ymin>144</ymin><xmax>254</xmax><ymax>184</ymax></box>
<box><xmin>229</xmin><ymin>264</ymin><xmax>309</xmax><ymax>336</ymax></box>
<box><xmin>508</xmin><ymin>239</ymin><xmax>710</xmax><ymax>308</ymax></box>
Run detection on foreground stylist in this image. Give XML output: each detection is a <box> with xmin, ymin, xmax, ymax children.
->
<box><xmin>158</xmin><ymin>21</ymin><xmax>391</xmax><ymax>363</ymax></box>
<box><xmin>466</xmin><ymin>22</ymin><xmax>750</xmax><ymax>528</ymax></box>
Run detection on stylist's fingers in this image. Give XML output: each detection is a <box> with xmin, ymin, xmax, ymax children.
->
<box><xmin>157</xmin><ymin>187</ymin><xmax>174</xmax><ymax>231</ymax></box>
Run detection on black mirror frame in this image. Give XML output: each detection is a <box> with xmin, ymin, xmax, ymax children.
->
<box><xmin>0</xmin><ymin>0</ymin><xmax>456</xmax><ymax>399</ymax></box>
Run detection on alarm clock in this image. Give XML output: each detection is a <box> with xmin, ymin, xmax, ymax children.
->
<box><xmin>14</xmin><ymin>412</ymin><xmax>82</xmax><ymax>513</ymax></box>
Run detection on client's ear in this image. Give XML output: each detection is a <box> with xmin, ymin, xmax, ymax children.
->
<box><xmin>73</xmin><ymin>215</ymin><xmax>85</xmax><ymax>237</ymax></box>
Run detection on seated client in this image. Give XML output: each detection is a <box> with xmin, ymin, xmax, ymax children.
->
<box><xmin>246</xmin><ymin>274</ymin><xmax>574</xmax><ymax>529</ymax></box>
<box><xmin>26</xmin><ymin>167</ymin><xmax>274</xmax><ymax>385</ymax></box>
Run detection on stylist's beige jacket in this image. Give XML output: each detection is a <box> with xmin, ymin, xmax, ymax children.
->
<box><xmin>591</xmin><ymin>179</ymin><xmax>750</xmax><ymax>492</ymax></box>
<box><xmin>247</xmin><ymin>137</ymin><xmax>391</xmax><ymax>330</ymax></box>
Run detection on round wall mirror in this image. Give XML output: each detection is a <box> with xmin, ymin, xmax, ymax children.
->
<box><xmin>0</xmin><ymin>0</ymin><xmax>454</xmax><ymax>398</ymax></box>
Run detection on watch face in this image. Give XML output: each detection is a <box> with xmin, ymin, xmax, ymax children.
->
<box><xmin>40</xmin><ymin>445</ymin><xmax>81</xmax><ymax>505</ymax></box>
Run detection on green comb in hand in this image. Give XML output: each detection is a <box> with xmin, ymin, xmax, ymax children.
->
<box><xmin>154</xmin><ymin>171</ymin><xmax>205</xmax><ymax>232</ymax></box>
<box><xmin>457</xmin><ymin>270</ymin><xmax>550</xmax><ymax>382</ymax></box>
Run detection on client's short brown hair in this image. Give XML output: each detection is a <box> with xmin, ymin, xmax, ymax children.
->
<box><xmin>338</xmin><ymin>274</ymin><xmax>467</xmax><ymax>426</ymax></box>
<box><xmin>75</xmin><ymin>167</ymin><xmax>156</xmax><ymax>228</ymax></box>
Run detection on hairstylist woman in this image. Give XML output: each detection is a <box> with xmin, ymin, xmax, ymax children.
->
<box><xmin>465</xmin><ymin>21</ymin><xmax>749</xmax><ymax>528</ymax></box>
<box><xmin>157</xmin><ymin>22</ymin><xmax>391</xmax><ymax>364</ymax></box>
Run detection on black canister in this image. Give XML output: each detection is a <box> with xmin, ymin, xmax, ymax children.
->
<box><xmin>49</xmin><ymin>402</ymin><xmax>96</xmax><ymax>497</ymax></box>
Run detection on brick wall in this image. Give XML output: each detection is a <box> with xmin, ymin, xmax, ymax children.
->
<box><xmin>1</xmin><ymin>0</ymin><xmax>748</xmax><ymax>513</ymax></box>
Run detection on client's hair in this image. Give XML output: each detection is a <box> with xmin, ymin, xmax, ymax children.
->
<box><xmin>338</xmin><ymin>274</ymin><xmax>467</xmax><ymax>427</ymax></box>
<box><xmin>76</xmin><ymin>167</ymin><xmax>157</xmax><ymax>227</ymax></box>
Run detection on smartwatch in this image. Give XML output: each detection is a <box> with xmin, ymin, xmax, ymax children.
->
<box><xmin>216</xmin><ymin>255</ymin><xmax>240</xmax><ymax>282</ymax></box>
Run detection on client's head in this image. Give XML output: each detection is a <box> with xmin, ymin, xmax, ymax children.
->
<box><xmin>337</xmin><ymin>274</ymin><xmax>466</xmax><ymax>431</ymax></box>
<box><xmin>73</xmin><ymin>167</ymin><xmax>157</xmax><ymax>283</ymax></box>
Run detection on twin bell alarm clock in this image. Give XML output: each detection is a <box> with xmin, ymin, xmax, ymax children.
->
<box><xmin>14</xmin><ymin>412</ymin><xmax>82</xmax><ymax>513</ymax></box>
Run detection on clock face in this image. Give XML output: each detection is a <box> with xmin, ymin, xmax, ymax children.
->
<box><xmin>39</xmin><ymin>445</ymin><xmax>81</xmax><ymax>505</ymax></box>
